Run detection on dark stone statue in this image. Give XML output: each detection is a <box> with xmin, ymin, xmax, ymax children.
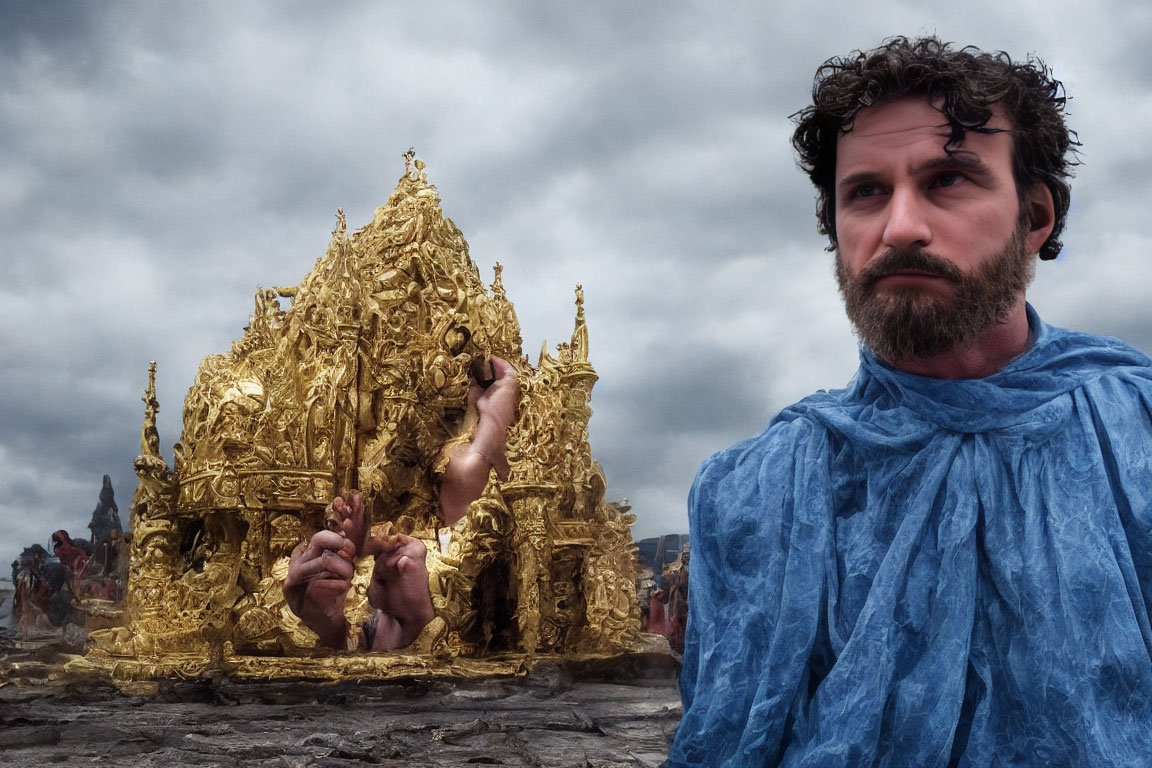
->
<box><xmin>87</xmin><ymin>475</ymin><xmax>122</xmax><ymax>575</ymax></box>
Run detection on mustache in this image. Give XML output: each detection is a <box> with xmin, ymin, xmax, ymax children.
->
<box><xmin>857</xmin><ymin>248</ymin><xmax>964</xmax><ymax>288</ymax></box>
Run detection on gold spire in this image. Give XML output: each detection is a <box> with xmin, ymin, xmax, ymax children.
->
<box><xmin>491</xmin><ymin>262</ymin><xmax>506</xmax><ymax>300</ymax></box>
<box><xmin>140</xmin><ymin>361</ymin><xmax>161</xmax><ymax>459</ymax></box>
<box><xmin>569</xmin><ymin>283</ymin><xmax>589</xmax><ymax>363</ymax></box>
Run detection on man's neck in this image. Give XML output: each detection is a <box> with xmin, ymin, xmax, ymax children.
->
<box><xmin>887</xmin><ymin>299</ymin><xmax>1032</xmax><ymax>380</ymax></box>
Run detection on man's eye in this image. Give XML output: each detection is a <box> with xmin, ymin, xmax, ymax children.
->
<box><xmin>851</xmin><ymin>184</ymin><xmax>879</xmax><ymax>199</ymax></box>
<box><xmin>935</xmin><ymin>172</ymin><xmax>962</xmax><ymax>187</ymax></box>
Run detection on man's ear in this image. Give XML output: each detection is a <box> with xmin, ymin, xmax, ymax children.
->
<box><xmin>1024</xmin><ymin>182</ymin><xmax>1055</xmax><ymax>256</ymax></box>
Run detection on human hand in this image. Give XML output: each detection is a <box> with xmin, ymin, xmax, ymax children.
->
<box><xmin>467</xmin><ymin>356</ymin><xmax>519</xmax><ymax>480</ymax></box>
<box><xmin>471</xmin><ymin>356</ymin><xmax>519</xmax><ymax>438</ymax></box>
<box><xmin>282</xmin><ymin>528</ymin><xmax>357</xmax><ymax>648</ymax></box>
<box><xmin>363</xmin><ymin>527</ymin><xmax>435</xmax><ymax>651</ymax></box>
<box><xmin>323</xmin><ymin>491</ymin><xmax>367</xmax><ymax>556</ymax></box>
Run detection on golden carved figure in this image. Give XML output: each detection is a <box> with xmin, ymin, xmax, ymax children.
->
<box><xmin>76</xmin><ymin>153</ymin><xmax>642</xmax><ymax>681</ymax></box>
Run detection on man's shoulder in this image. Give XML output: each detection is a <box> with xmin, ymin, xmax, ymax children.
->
<box><xmin>687</xmin><ymin>390</ymin><xmax>849</xmax><ymax>551</ymax></box>
<box><xmin>695</xmin><ymin>388</ymin><xmax>847</xmax><ymax>487</ymax></box>
<box><xmin>1039</xmin><ymin>318</ymin><xmax>1152</xmax><ymax>371</ymax></box>
<box><xmin>1018</xmin><ymin>320</ymin><xmax>1152</xmax><ymax>402</ymax></box>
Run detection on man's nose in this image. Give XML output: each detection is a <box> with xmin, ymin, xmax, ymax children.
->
<box><xmin>881</xmin><ymin>188</ymin><xmax>932</xmax><ymax>250</ymax></box>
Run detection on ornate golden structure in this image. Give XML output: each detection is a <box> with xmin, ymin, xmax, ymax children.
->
<box><xmin>78</xmin><ymin>153</ymin><xmax>641</xmax><ymax>681</ymax></box>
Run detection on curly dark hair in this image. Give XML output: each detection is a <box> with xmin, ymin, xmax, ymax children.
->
<box><xmin>791</xmin><ymin>36</ymin><xmax>1079</xmax><ymax>260</ymax></box>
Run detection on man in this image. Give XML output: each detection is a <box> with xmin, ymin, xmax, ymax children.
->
<box><xmin>667</xmin><ymin>37</ymin><xmax>1152</xmax><ymax>766</ymax></box>
<box><xmin>282</xmin><ymin>356</ymin><xmax>519</xmax><ymax>651</ymax></box>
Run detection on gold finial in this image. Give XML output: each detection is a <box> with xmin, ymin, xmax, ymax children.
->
<box><xmin>568</xmin><ymin>284</ymin><xmax>589</xmax><ymax>363</ymax></box>
<box><xmin>335</xmin><ymin>208</ymin><xmax>346</xmax><ymax>235</ymax></box>
<box><xmin>143</xmin><ymin>361</ymin><xmax>158</xmax><ymax>410</ymax></box>
<box><xmin>492</xmin><ymin>262</ymin><xmax>506</xmax><ymax>299</ymax></box>
<box><xmin>401</xmin><ymin>148</ymin><xmax>428</xmax><ymax>183</ymax></box>
<box><xmin>140</xmin><ymin>361</ymin><xmax>161</xmax><ymax>458</ymax></box>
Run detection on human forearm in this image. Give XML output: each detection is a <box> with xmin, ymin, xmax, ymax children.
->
<box><xmin>437</xmin><ymin>356</ymin><xmax>518</xmax><ymax>526</ymax></box>
<box><xmin>438</xmin><ymin>447</ymin><xmax>498</xmax><ymax>525</ymax></box>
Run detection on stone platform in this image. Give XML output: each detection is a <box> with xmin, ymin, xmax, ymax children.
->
<box><xmin>0</xmin><ymin>648</ymin><xmax>680</xmax><ymax>768</ymax></box>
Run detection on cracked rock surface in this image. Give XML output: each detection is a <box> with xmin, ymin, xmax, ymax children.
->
<box><xmin>0</xmin><ymin>657</ymin><xmax>681</xmax><ymax>767</ymax></box>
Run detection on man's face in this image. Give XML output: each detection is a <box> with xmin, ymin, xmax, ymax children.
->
<box><xmin>832</xmin><ymin>97</ymin><xmax>1045</xmax><ymax>363</ymax></box>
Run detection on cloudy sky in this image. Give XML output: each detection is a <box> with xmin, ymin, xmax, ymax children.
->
<box><xmin>3</xmin><ymin>1</ymin><xmax>1151</xmax><ymax>570</ymax></box>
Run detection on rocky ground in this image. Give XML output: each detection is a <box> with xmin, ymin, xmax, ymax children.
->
<box><xmin>0</xmin><ymin>643</ymin><xmax>681</xmax><ymax>768</ymax></box>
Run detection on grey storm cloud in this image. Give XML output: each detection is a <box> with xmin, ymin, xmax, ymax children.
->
<box><xmin>3</xmin><ymin>0</ymin><xmax>1152</xmax><ymax>570</ymax></box>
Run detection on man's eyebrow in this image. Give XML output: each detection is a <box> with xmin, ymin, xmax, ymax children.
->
<box><xmin>837</xmin><ymin>171</ymin><xmax>881</xmax><ymax>192</ymax></box>
<box><xmin>837</xmin><ymin>151</ymin><xmax>993</xmax><ymax>193</ymax></box>
<box><xmin>911</xmin><ymin>151</ymin><xmax>991</xmax><ymax>177</ymax></box>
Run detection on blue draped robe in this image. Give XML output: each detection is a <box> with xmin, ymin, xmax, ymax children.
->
<box><xmin>667</xmin><ymin>307</ymin><xmax>1152</xmax><ymax>767</ymax></box>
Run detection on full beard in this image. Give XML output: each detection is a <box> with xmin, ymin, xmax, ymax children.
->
<box><xmin>835</xmin><ymin>224</ymin><xmax>1034</xmax><ymax>365</ymax></box>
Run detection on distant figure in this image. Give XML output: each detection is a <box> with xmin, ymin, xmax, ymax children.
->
<box><xmin>13</xmin><ymin>545</ymin><xmax>74</xmax><ymax>633</ymax></box>
<box><xmin>661</xmin><ymin>549</ymin><xmax>689</xmax><ymax>654</ymax></box>
<box><xmin>51</xmin><ymin>530</ymin><xmax>88</xmax><ymax>575</ymax></box>
<box><xmin>13</xmin><ymin>549</ymin><xmax>48</xmax><ymax>633</ymax></box>
<box><xmin>647</xmin><ymin>589</ymin><xmax>670</xmax><ymax>638</ymax></box>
